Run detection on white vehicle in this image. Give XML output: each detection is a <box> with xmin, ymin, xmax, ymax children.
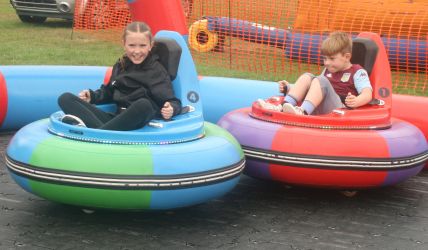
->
<box><xmin>10</xmin><ymin>0</ymin><xmax>75</xmax><ymax>23</ymax></box>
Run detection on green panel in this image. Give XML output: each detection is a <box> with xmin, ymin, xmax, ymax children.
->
<box><xmin>204</xmin><ymin>122</ymin><xmax>244</xmax><ymax>158</ymax></box>
<box><xmin>30</xmin><ymin>136</ymin><xmax>153</xmax><ymax>175</ymax></box>
<box><xmin>29</xmin><ymin>180</ymin><xmax>151</xmax><ymax>210</ymax></box>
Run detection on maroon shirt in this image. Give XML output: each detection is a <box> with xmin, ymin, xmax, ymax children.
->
<box><xmin>323</xmin><ymin>64</ymin><xmax>363</xmax><ymax>100</ymax></box>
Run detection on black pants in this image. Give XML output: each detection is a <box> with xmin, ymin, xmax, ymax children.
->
<box><xmin>58</xmin><ymin>92</ymin><xmax>157</xmax><ymax>131</ymax></box>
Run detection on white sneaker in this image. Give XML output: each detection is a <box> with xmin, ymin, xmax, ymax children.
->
<box><xmin>257</xmin><ymin>99</ymin><xmax>282</xmax><ymax>112</ymax></box>
<box><xmin>282</xmin><ymin>103</ymin><xmax>306</xmax><ymax>115</ymax></box>
<box><xmin>61</xmin><ymin>114</ymin><xmax>87</xmax><ymax>127</ymax></box>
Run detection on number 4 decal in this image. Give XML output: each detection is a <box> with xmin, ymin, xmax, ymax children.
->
<box><xmin>187</xmin><ymin>91</ymin><xmax>199</xmax><ymax>103</ymax></box>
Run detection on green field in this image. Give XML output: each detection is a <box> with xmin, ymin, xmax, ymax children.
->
<box><xmin>0</xmin><ymin>2</ymin><xmax>122</xmax><ymax>66</ymax></box>
<box><xmin>1</xmin><ymin>2</ymin><xmax>426</xmax><ymax>96</ymax></box>
<box><xmin>0</xmin><ymin>2</ymin><xmax>250</xmax><ymax>78</ymax></box>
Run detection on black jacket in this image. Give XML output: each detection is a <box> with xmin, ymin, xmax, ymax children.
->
<box><xmin>89</xmin><ymin>53</ymin><xmax>181</xmax><ymax>116</ymax></box>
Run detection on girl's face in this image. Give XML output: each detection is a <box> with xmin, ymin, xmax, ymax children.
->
<box><xmin>123</xmin><ymin>31</ymin><xmax>153</xmax><ymax>64</ymax></box>
<box><xmin>323</xmin><ymin>52</ymin><xmax>351</xmax><ymax>73</ymax></box>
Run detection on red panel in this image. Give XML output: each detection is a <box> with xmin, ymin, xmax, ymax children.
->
<box><xmin>392</xmin><ymin>94</ymin><xmax>428</xmax><ymax>169</ymax></box>
<box><xmin>358</xmin><ymin>32</ymin><xmax>393</xmax><ymax>107</ymax></box>
<box><xmin>251</xmin><ymin>99</ymin><xmax>391</xmax><ymax>130</ymax></box>
<box><xmin>128</xmin><ymin>0</ymin><xmax>188</xmax><ymax>35</ymax></box>
<box><xmin>270</xmin><ymin>164</ymin><xmax>387</xmax><ymax>188</ymax></box>
<box><xmin>392</xmin><ymin>94</ymin><xmax>428</xmax><ymax>139</ymax></box>
<box><xmin>0</xmin><ymin>71</ymin><xmax>7</xmax><ymax>127</ymax></box>
<box><xmin>271</xmin><ymin>125</ymin><xmax>390</xmax><ymax>158</ymax></box>
<box><xmin>103</xmin><ymin>67</ymin><xmax>113</xmax><ymax>86</ymax></box>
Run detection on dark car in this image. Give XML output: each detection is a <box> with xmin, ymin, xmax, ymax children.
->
<box><xmin>10</xmin><ymin>0</ymin><xmax>75</xmax><ymax>23</ymax></box>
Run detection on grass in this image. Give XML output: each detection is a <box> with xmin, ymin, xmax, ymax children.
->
<box><xmin>0</xmin><ymin>2</ymin><xmax>257</xmax><ymax>78</ymax></box>
<box><xmin>0</xmin><ymin>2</ymin><xmax>269</xmax><ymax>79</ymax></box>
<box><xmin>1</xmin><ymin>1</ymin><xmax>426</xmax><ymax>96</ymax></box>
<box><xmin>0</xmin><ymin>2</ymin><xmax>122</xmax><ymax>66</ymax></box>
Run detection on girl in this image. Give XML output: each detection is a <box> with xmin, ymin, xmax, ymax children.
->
<box><xmin>58</xmin><ymin>21</ymin><xmax>181</xmax><ymax>131</ymax></box>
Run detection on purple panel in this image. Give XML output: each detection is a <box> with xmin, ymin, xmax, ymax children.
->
<box><xmin>244</xmin><ymin>159</ymin><xmax>272</xmax><ymax>180</ymax></box>
<box><xmin>218</xmin><ymin>108</ymin><xmax>283</xmax><ymax>180</ymax></box>
<box><xmin>383</xmin><ymin>165</ymin><xmax>424</xmax><ymax>186</ymax></box>
<box><xmin>377</xmin><ymin>119</ymin><xmax>427</xmax><ymax>185</ymax></box>
<box><xmin>377</xmin><ymin>119</ymin><xmax>428</xmax><ymax>158</ymax></box>
<box><xmin>218</xmin><ymin>109</ymin><xmax>282</xmax><ymax>149</ymax></box>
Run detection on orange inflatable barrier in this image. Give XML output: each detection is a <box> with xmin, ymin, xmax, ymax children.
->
<box><xmin>294</xmin><ymin>0</ymin><xmax>428</xmax><ymax>37</ymax></box>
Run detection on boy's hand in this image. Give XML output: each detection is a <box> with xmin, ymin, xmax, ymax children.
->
<box><xmin>345</xmin><ymin>92</ymin><xmax>357</xmax><ymax>108</ymax></box>
<box><xmin>79</xmin><ymin>90</ymin><xmax>91</xmax><ymax>102</ymax></box>
<box><xmin>161</xmin><ymin>102</ymin><xmax>173</xmax><ymax>120</ymax></box>
<box><xmin>278</xmin><ymin>80</ymin><xmax>289</xmax><ymax>94</ymax></box>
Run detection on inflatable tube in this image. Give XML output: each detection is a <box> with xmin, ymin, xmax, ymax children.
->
<box><xmin>294</xmin><ymin>0</ymin><xmax>428</xmax><ymax>36</ymax></box>
<box><xmin>194</xmin><ymin>16</ymin><xmax>427</xmax><ymax>70</ymax></box>
<box><xmin>188</xmin><ymin>19</ymin><xmax>219</xmax><ymax>52</ymax></box>
<box><xmin>0</xmin><ymin>65</ymin><xmax>104</xmax><ymax>131</ymax></box>
<box><xmin>4</xmin><ymin>30</ymin><xmax>245</xmax><ymax>210</ymax></box>
<box><xmin>218</xmin><ymin>108</ymin><xmax>427</xmax><ymax>188</ymax></box>
<box><xmin>188</xmin><ymin>16</ymin><xmax>288</xmax><ymax>51</ymax></box>
<box><xmin>215</xmin><ymin>31</ymin><xmax>428</xmax><ymax>186</ymax></box>
<box><xmin>200</xmin><ymin>31</ymin><xmax>428</xmax><ymax>174</ymax></box>
<box><xmin>392</xmin><ymin>94</ymin><xmax>428</xmax><ymax>141</ymax></box>
<box><xmin>285</xmin><ymin>33</ymin><xmax>427</xmax><ymax>71</ymax></box>
<box><xmin>1</xmin><ymin>69</ymin><xmax>427</xmax><ymax>169</ymax></box>
<box><xmin>6</xmin><ymin>118</ymin><xmax>244</xmax><ymax>210</ymax></box>
<box><xmin>0</xmin><ymin>71</ymin><xmax>7</xmax><ymax>127</ymax></box>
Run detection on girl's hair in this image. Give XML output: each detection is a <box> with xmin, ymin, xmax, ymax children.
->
<box><xmin>320</xmin><ymin>31</ymin><xmax>353</xmax><ymax>56</ymax></box>
<box><xmin>122</xmin><ymin>21</ymin><xmax>153</xmax><ymax>43</ymax></box>
<box><xmin>119</xmin><ymin>21</ymin><xmax>153</xmax><ymax>69</ymax></box>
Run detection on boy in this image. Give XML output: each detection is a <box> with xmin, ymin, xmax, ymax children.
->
<box><xmin>259</xmin><ymin>31</ymin><xmax>373</xmax><ymax>115</ymax></box>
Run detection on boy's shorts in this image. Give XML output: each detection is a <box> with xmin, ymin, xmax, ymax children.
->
<box><xmin>304</xmin><ymin>73</ymin><xmax>344</xmax><ymax>115</ymax></box>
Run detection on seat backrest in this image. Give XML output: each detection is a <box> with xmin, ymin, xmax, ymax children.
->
<box><xmin>351</xmin><ymin>37</ymin><xmax>379</xmax><ymax>76</ymax></box>
<box><xmin>354</xmin><ymin>32</ymin><xmax>393</xmax><ymax>107</ymax></box>
<box><xmin>154</xmin><ymin>31</ymin><xmax>203</xmax><ymax>114</ymax></box>
<box><xmin>151</xmin><ymin>37</ymin><xmax>182</xmax><ymax>81</ymax></box>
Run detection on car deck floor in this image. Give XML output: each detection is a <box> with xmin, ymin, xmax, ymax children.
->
<box><xmin>1</xmin><ymin>132</ymin><xmax>427</xmax><ymax>249</ymax></box>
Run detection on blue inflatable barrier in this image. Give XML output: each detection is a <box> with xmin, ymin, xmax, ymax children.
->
<box><xmin>0</xmin><ymin>66</ymin><xmax>104</xmax><ymax>131</ymax></box>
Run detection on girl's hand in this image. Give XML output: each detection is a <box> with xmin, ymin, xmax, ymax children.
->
<box><xmin>161</xmin><ymin>102</ymin><xmax>173</xmax><ymax>120</ymax></box>
<box><xmin>278</xmin><ymin>80</ymin><xmax>289</xmax><ymax>94</ymax></box>
<box><xmin>79</xmin><ymin>90</ymin><xmax>91</xmax><ymax>103</ymax></box>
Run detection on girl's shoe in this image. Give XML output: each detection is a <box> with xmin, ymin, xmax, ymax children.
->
<box><xmin>61</xmin><ymin>114</ymin><xmax>86</xmax><ymax>127</ymax></box>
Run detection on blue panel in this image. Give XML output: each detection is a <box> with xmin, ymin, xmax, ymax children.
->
<box><xmin>9</xmin><ymin>172</ymin><xmax>32</xmax><ymax>193</ymax></box>
<box><xmin>6</xmin><ymin>119</ymin><xmax>52</xmax><ymax>164</ymax></box>
<box><xmin>150</xmin><ymin>177</ymin><xmax>239</xmax><ymax>209</ymax></box>
<box><xmin>48</xmin><ymin>111</ymin><xmax>204</xmax><ymax>145</ymax></box>
<box><xmin>151</xmin><ymin>135</ymin><xmax>242</xmax><ymax>175</ymax></box>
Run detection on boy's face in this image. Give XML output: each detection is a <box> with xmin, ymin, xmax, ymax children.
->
<box><xmin>123</xmin><ymin>31</ymin><xmax>153</xmax><ymax>65</ymax></box>
<box><xmin>322</xmin><ymin>52</ymin><xmax>351</xmax><ymax>73</ymax></box>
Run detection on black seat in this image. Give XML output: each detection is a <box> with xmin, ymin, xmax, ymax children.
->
<box><xmin>351</xmin><ymin>37</ymin><xmax>379</xmax><ymax>76</ymax></box>
<box><xmin>151</xmin><ymin>37</ymin><xmax>182</xmax><ymax>81</ymax></box>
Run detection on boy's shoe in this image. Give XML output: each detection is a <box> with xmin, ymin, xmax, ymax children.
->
<box><xmin>61</xmin><ymin>114</ymin><xmax>86</xmax><ymax>127</ymax></box>
<box><xmin>257</xmin><ymin>99</ymin><xmax>283</xmax><ymax>112</ymax></box>
<box><xmin>282</xmin><ymin>103</ymin><xmax>306</xmax><ymax>115</ymax></box>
